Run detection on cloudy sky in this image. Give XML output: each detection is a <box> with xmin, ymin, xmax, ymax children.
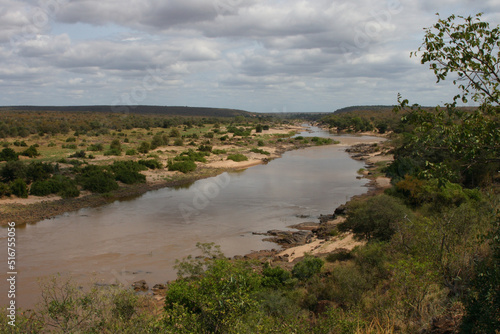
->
<box><xmin>1</xmin><ymin>0</ymin><xmax>499</xmax><ymax>113</ymax></box>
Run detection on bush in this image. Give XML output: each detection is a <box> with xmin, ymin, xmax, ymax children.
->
<box><xmin>150</xmin><ymin>134</ymin><xmax>165</xmax><ymax>149</ymax></box>
<box><xmin>65</xmin><ymin>137</ymin><xmax>76</xmax><ymax>142</ymax></box>
<box><xmin>0</xmin><ymin>148</ymin><xmax>18</xmax><ymax>161</ymax></box>
<box><xmin>87</xmin><ymin>143</ymin><xmax>104</xmax><ymax>151</ymax></box>
<box><xmin>137</xmin><ymin>141</ymin><xmax>150</xmax><ymax>154</ymax></box>
<box><xmin>164</xmin><ymin>244</ymin><xmax>261</xmax><ymax>333</ymax></box>
<box><xmin>69</xmin><ymin>150</ymin><xmax>86</xmax><ymax>158</ymax></box>
<box><xmin>311</xmin><ymin>137</ymin><xmax>333</xmax><ymax>145</ymax></box>
<box><xmin>175</xmin><ymin>149</ymin><xmax>209</xmax><ymax>163</ymax></box>
<box><xmin>227</xmin><ymin>153</ymin><xmax>248</xmax><ymax>162</ymax></box>
<box><xmin>212</xmin><ymin>149</ymin><xmax>227</xmax><ymax>154</ymax></box>
<box><xmin>168</xmin><ymin>160</ymin><xmax>196</xmax><ymax>173</ymax></box>
<box><xmin>338</xmin><ymin>194</ymin><xmax>412</xmax><ymax>241</ymax></box>
<box><xmin>1</xmin><ymin>161</ymin><xmax>27</xmax><ymax>182</ymax></box>
<box><xmin>0</xmin><ymin>182</ymin><xmax>11</xmax><ymax>197</ymax></box>
<box><xmin>292</xmin><ymin>255</ymin><xmax>324</xmax><ymax>280</ymax></box>
<box><xmin>198</xmin><ymin>144</ymin><xmax>212</xmax><ymax>152</ymax></box>
<box><xmin>262</xmin><ymin>263</ymin><xmax>293</xmax><ymax>288</ymax></box>
<box><xmin>125</xmin><ymin>149</ymin><xmax>137</xmax><ymax>156</ymax></box>
<box><xmin>138</xmin><ymin>159</ymin><xmax>163</xmax><ymax>170</ymax></box>
<box><xmin>257</xmin><ymin>140</ymin><xmax>265</xmax><ymax>146</ymax></box>
<box><xmin>21</xmin><ymin>145</ymin><xmax>40</xmax><ymax>157</ymax></box>
<box><xmin>110</xmin><ymin>161</ymin><xmax>146</xmax><ymax>184</ymax></box>
<box><xmin>10</xmin><ymin>178</ymin><xmax>28</xmax><ymax>198</ymax></box>
<box><xmin>26</xmin><ymin>162</ymin><xmax>54</xmax><ymax>182</ymax></box>
<box><xmin>77</xmin><ymin>166</ymin><xmax>119</xmax><ymax>193</ymax></box>
<box><xmin>173</xmin><ymin>138</ymin><xmax>184</xmax><ymax>146</ymax></box>
<box><xmin>250</xmin><ymin>148</ymin><xmax>270</xmax><ymax>155</ymax></box>
<box><xmin>256</xmin><ymin>124</ymin><xmax>263</xmax><ymax>133</ymax></box>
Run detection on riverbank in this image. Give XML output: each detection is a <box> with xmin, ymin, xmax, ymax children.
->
<box><xmin>241</xmin><ymin>139</ymin><xmax>394</xmax><ymax>265</ymax></box>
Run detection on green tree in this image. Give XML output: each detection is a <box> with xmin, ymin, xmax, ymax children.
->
<box><xmin>414</xmin><ymin>13</ymin><xmax>499</xmax><ymax>105</ymax></box>
<box><xmin>392</xmin><ymin>13</ymin><xmax>500</xmax><ymax>186</ymax></box>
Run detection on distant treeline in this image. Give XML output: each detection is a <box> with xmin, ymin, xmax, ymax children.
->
<box><xmin>1</xmin><ymin>105</ymin><xmax>253</xmax><ymax>117</ymax></box>
<box><xmin>0</xmin><ymin>108</ymin><xmax>274</xmax><ymax>139</ymax></box>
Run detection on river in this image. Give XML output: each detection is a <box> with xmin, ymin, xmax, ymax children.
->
<box><xmin>1</xmin><ymin>127</ymin><xmax>381</xmax><ymax>309</ymax></box>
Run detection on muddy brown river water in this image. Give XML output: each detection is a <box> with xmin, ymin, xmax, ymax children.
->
<box><xmin>1</xmin><ymin>127</ymin><xmax>382</xmax><ymax>308</ymax></box>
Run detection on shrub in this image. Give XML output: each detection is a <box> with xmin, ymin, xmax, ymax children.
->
<box><xmin>263</xmin><ymin>125</ymin><xmax>270</xmax><ymax>130</ymax></box>
<box><xmin>26</xmin><ymin>162</ymin><xmax>54</xmax><ymax>182</ymax></box>
<box><xmin>175</xmin><ymin>149</ymin><xmax>209</xmax><ymax>163</ymax></box>
<box><xmin>138</xmin><ymin>159</ymin><xmax>163</xmax><ymax>170</ymax></box>
<box><xmin>212</xmin><ymin>149</ymin><xmax>227</xmax><ymax>154</ymax></box>
<box><xmin>137</xmin><ymin>141</ymin><xmax>150</xmax><ymax>154</ymax></box>
<box><xmin>110</xmin><ymin>161</ymin><xmax>146</xmax><ymax>184</ymax></box>
<box><xmin>0</xmin><ymin>148</ymin><xmax>18</xmax><ymax>161</ymax></box>
<box><xmin>77</xmin><ymin>166</ymin><xmax>119</xmax><ymax>193</ymax></box>
<box><xmin>150</xmin><ymin>134</ymin><xmax>165</xmax><ymax>149</ymax></box>
<box><xmin>173</xmin><ymin>138</ymin><xmax>184</xmax><ymax>146</ymax></box>
<box><xmin>164</xmin><ymin>244</ymin><xmax>261</xmax><ymax>333</ymax></box>
<box><xmin>262</xmin><ymin>263</ymin><xmax>293</xmax><ymax>288</ymax></box>
<box><xmin>311</xmin><ymin>137</ymin><xmax>333</xmax><ymax>145</ymax></box>
<box><xmin>338</xmin><ymin>194</ymin><xmax>412</xmax><ymax>242</ymax></box>
<box><xmin>65</xmin><ymin>137</ymin><xmax>76</xmax><ymax>142</ymax></box>
<box><xmin>0</xmin><ymin>182</ymin><xmax>11</xmax><ymax>197</ymax></box>
<box><xmin>292</xmin><ymin>255</ymin><xmax>324</xmax><ymax>280</ymax></box>
<box><xmin>21</xmin><ymin>145</ymin><xmax>40</xmax><ymax>157</ymax></box>
<box><xmin>169</xmin><ymin>128</ymin><xmax>181</xmax><ymax>137</ymax></box>
<box><xmin>10</xmin><ymin>178</ymin><xmax>28</xmax><ymax>198</ymax></box>
<box><xmin>104</xmin><ymin>148</ymin><xmax>122</xmax><ymax>156</ymax></box>
<box><xmin>198</xmin><ymin>144</ymin><xmax>212</xmax><ymax>152</ymax></box>
<box><xmin>257</xmin><ymin>140</ymin><xmax>265</xmax><ymax>146</ymax></box>
<box><xmin>69</xmin><ymin>150</ymin><xmax>86</xmax><ymax>158</ymax></box>
<box><xmin>87</xmin><ymin>143</ymin><xmax>104</xmax><ymax>151</ymax></box>
<box><xmin>250</xmin><ymin>148</ymin><xmax>270</xmax><ymax>155</ymax></box>
<box><xmin>227</xmin><ymin>153</ymin><xmax>248</xmax><ymax>162</ymax></box>
<box><xmin>1</xmin><ymin>161</ymin><xmax>27</xmax><ymax>182</ymax></box>
<box><xmin>125</xmin><ymin>149</ymin><xmax>137</xmax><ymax>156</ymax></box>
<box><xmin>168</xmin><ymin>160</ymin><xmax>196</xmax><ymax>173</ymax></box>
<box><xmin>256</xmin><ymin>124</ymin><xmax>263</xmax><ymax>133</ymax></box>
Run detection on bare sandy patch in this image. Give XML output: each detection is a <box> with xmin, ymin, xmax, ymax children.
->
<box><xmin>278</xmin><ymin>233</ymin><xmax>365</xmax><ymax>262</ymax></box>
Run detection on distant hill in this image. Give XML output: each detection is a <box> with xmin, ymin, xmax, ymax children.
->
<box><xmin>0</xmin><ymin>105</ymin><xmax>254</xmax><ymax>118</ymax></box>
<box><xmin>333</xmin><ymin>105</ymin><xmax>396</xmax><ymax>114</ymax></box>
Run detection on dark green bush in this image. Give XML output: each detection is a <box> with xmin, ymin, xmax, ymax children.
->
<box><xmin>227</xmin><ymin>153</ymin><xmax>248</xmax><ymax>162</ymax></box>
<box><xmin>87</xmin><ymin>143</ymin><xmax>104</xmax><ymax>151</ymax></box>
<box><xmin>125</xmin><ymin>149</ymin><xmax>137</xmax><ymax>156</ymax></box>
<box><xmin>21</xmin><ymin>145</ymin><xmax>40</xmax><ymax>157</ymax></box>
<box><xmin>262</xmin><ymin>263</ymin><xmax>293</xmax><ymax>288</ymax></box>
<box><xmin>173</xmin><ymin>138</ymin><xmax>184</xmax><ymax>146</ymax></box>
<box><xmin>198</xmin><ymin>144</ymin><xmax>212</xmax><ymax>152</ymax></box>
<box><xmin>168</xmin><ymin>160</ymin><xmax>196</xmax><ymax>173</ymax></box>
<box><xmin>0</xmin><ymin>148</ymin><xmax>18</xmax><ymax>161</ymax></box>
<box><xmin>77</xmin><ymin>166</ymin><xmax>119</xmax><ymax>193</ymax></box>
<box><xmin>138</xmin><ymin>159</ymin><xmax>163</xmax><ymax>170</ymax></box>
<box><xmin>292</xmin><ymin>255</ymin><xmax>324</xmax><ymax>280</ymax></box>
<box><xmin>137</xmin><ymin>141</ymin><xmax>150</xmax><ymax>154</ymax></box>
<box><xmin>10</xmin><ymin>178</ymin><xmax>28</xmax><ymax>198</ymax></box>
<box><xmin>0</xmin><ymin>182</ymin><xmax>11</xmax><ymax>197</ymax></box>
<box><xmin>69</xmin><ymin>150</ymin><xmax>86</xmax><ymax>158</ymax></box>
<box><xmin>338</xmin><ymin>194</ymin><xmax>412</xmax><ymax>241</ymax></box>
<box><xmin>26</xmin><ymin>162</ymin><xmax>54</xmax><ymax>182</ymax></box>
<box><xmin>175</xmin><ymin>149</ymin><xmax>209</xmax><ymax>163</ymax></box>
<box><xmin>110</xmin><ymin>161</ymin><xmax>146</xmax><ymax>184</ymax></box>
<box><xmin>1</xmin><ymin>161</ymin><xmax>27</xmax><ymax>182</ymax></box>
<box><xmin>250</xmin><ymin>148</ymin><xmax>270</xmax><ymax>155</ymax></box>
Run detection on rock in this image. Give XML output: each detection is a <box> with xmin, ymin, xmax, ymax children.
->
<box><xmin>264</xmin><ymin>230</ymin><xmax>313</xmax><ymax>246</ymax></box>
<box><xmin>288</xmin><ymin>222</ymin><xmax>320</xmax><ymax>230</ymax></box>
<box><xmin>334</xmin><ymin>204</ymin><xmax>347</xmax><ymax>215</ymax></box>
<box><xmin>319</xmin><ymin>214</ymin><xmax>335</xmax><ymax>223</ymax></box>
<box><xmin>132</xmin><ymin>280</ymin><xmax>148</xmax><ymax>291</ymax></box>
